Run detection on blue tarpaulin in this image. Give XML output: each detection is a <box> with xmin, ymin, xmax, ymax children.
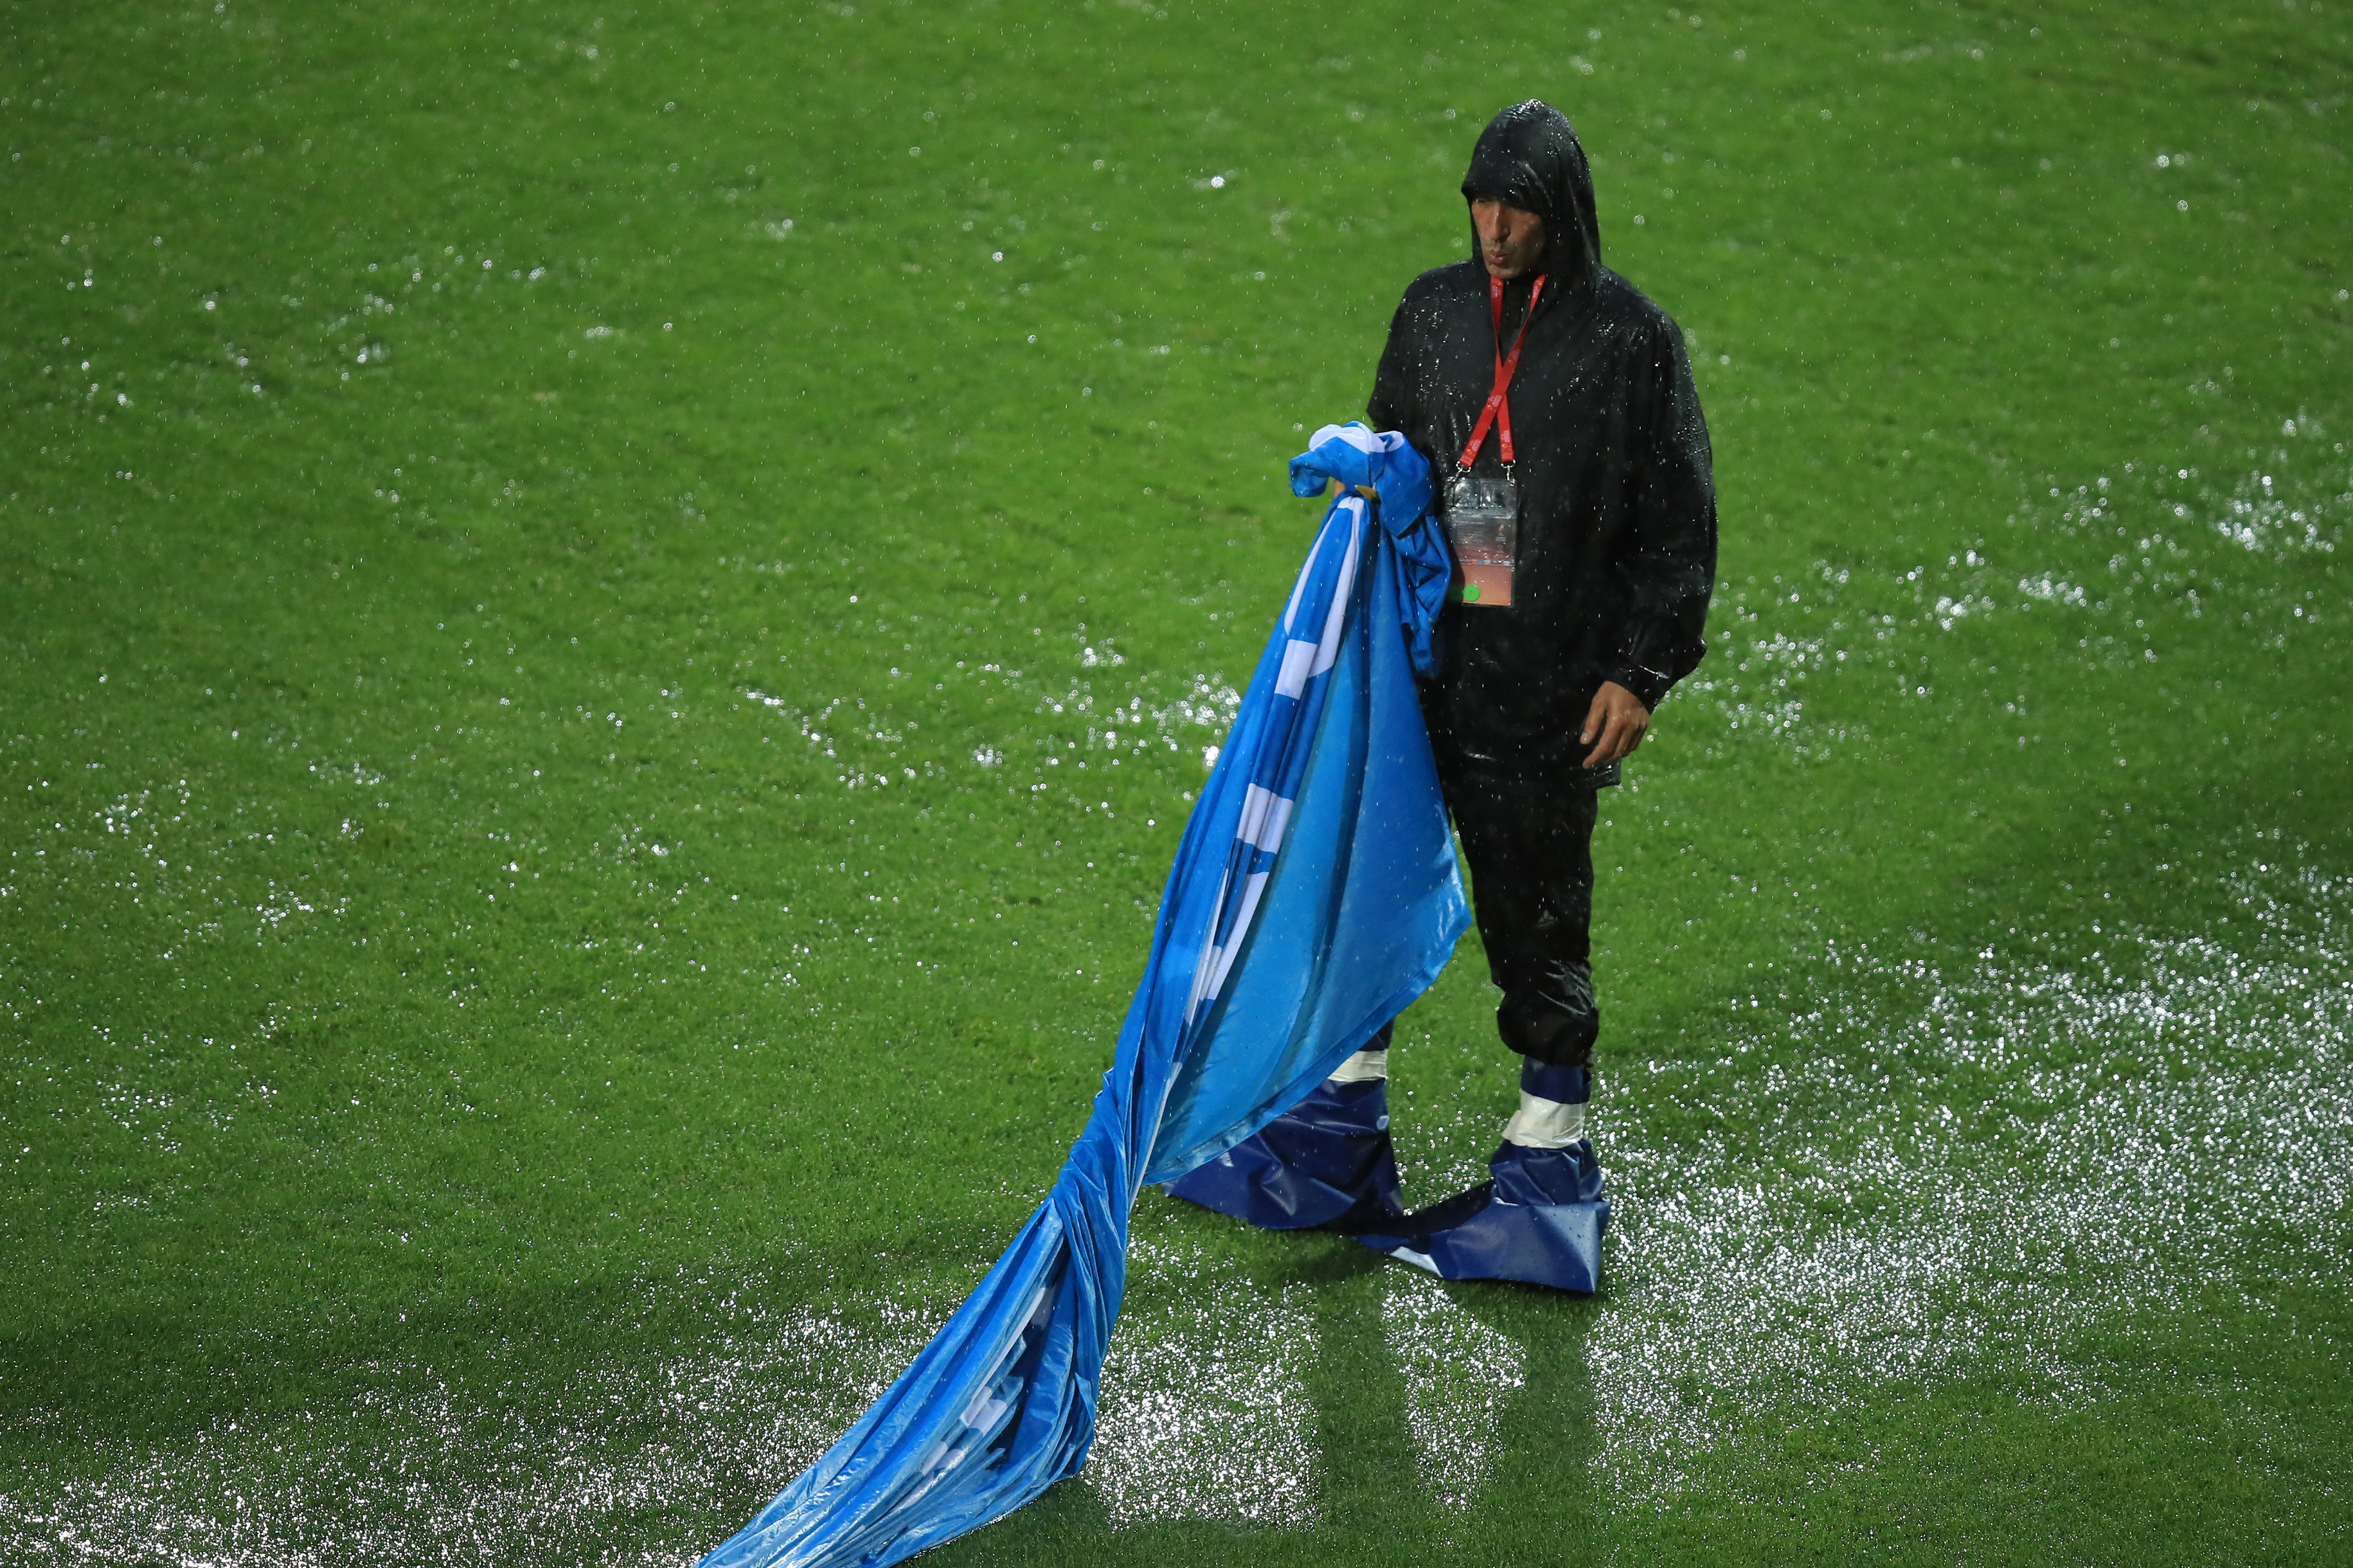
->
<box><xmin>697</xmin><ymin>424</ymin><xmax>1469</xmax><ymax>1568</ymax></box>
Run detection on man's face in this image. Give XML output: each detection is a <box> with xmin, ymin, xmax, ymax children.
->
<box><xmin>1470</xmin><ymin>195</ymin><xmax>1547</xmax><ymax>280</ymax></box>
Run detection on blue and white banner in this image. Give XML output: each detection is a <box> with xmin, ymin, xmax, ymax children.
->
<box><xmin>697</xmin><ymin>423</ymin><xmax>1467</xmax><ymax>1568</ymax></box>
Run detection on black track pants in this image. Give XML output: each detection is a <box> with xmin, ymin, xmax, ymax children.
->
<box><xmin>1436</xmin><ymin>756</ymin><xmax>1602</xmax><ymax>1067</ymax></box>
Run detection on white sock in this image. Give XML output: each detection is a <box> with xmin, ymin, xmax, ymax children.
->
<box><xmin>1327</xmin><ymin>1049</ymin><xmax>1388</xmax><ymax>1083</ymax></box>
<box><xmin>1502</xmin><ymin>1089</ymin><xmax>1586</xmax><ymax>1148</ymax></box>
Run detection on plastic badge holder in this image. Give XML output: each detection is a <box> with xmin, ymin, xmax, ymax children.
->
<box><xmin>1444</xmin><ymin>471</ymin><xmax>1517</xmax><ymax>607</ymax></box>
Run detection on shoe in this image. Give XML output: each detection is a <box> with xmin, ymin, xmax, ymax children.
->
<box><xmin>1165</xmin><ymin>1075</ymin><xmax>1406</xmax><ymax>1233</ymax></box>
<box><xmin>1355</xmin><ymin>1138</ymin><xmax>1607</xmax><ymax>1292</ymax></box>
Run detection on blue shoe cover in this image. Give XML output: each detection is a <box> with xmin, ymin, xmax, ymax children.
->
<box><xmin>1355</xmin><ymin>1139</ymin><xmax>1608</xmax><ymax>1292</ymax></box>
<box><xmin>1165</xmin><ymin>1076</ymin><xmax>1406</xmax><ymax>1232</ymax></box>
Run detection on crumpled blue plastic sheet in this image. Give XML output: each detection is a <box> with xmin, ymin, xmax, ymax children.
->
<box><xmin>1355</xmin><ymin>1060</ymin><xmax>1608</xmax><ymax>1291</ymax></box>
<box><xmin>1353</xmin><ymin>1140</ymin><xmax>1607</xmax><ymax>1292</ymax></box>
<box><xmin>695</xmin><ymin>425</ymin><xmax>1469</xmax><ymax>1568</ymax></box>
<box><xmin>1163</xmin><ymin>1065</ymin><xmax>1406</xmax><ymax>1232</ymax></box>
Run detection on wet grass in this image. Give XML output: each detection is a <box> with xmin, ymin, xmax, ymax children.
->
<box><xmin>3</xmin><ymin>0</ymin><xmax>2350</xmax><ymax>1563</ymax></box>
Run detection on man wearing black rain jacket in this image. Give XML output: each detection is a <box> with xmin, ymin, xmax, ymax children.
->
<box><xmin>1169</xmin><ymin>100</ymin><xmax>1713</xmax><ymax>1290</ymax></box>
<box><xmin>1370</xmin><ymin>99</ymin><xmax>1717</xmax><ymax>1083</ymax></box>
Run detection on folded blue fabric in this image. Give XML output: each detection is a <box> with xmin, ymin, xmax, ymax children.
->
<box><xmin>695</xmin><ymin>431</ymin><xmax>1466</xmax><ymax>1568</ymax></box>
<box><xmin>1287</xmin><ymin>422</ymin><xmax>1451</xmax><ymax>680</ymax></box>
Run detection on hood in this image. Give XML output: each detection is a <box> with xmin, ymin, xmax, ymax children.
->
<box><xmin>1460</xmin><ymin>100</ymin><xmax>1602</xmax><ymax>298</ymax></box>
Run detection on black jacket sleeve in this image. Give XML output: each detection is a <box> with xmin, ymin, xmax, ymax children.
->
<box><xmin>1605</xmin><ymin>319</ymin><xmax>1717</xmax><ymax>710</ymax></box>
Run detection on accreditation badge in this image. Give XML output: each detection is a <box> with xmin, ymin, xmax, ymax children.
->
<box><xmin>1443</xmin><ymin>470</ymin><xmax>1517</xmax><ymax>607</ymax></box>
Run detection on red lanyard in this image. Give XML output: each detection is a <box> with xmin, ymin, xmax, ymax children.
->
<box><xmin>1457</xmin><ymin>272</ymin><xmax>1546</xmax><ymax>471</ymax></box>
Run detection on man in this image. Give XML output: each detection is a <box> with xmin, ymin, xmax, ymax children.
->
<box><xmin>1170</xmin><ymin>100</ymin><xmax>1717</xmax><ymax>1290</ymax></box>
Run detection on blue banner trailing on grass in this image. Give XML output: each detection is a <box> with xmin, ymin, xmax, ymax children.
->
<box><xmin>697</xmin><ymin>423</ymin><xmax>1468</xmax><ymax>1568</ymax></box>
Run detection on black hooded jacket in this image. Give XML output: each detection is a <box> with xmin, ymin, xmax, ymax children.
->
<box><xmin>1368</xmin><ymin>100</ymin><xmax>1717</xmax><ymax>770</ymax></box>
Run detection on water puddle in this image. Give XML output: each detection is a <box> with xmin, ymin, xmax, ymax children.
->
<box><xmin>13</xmin><ymin>839</ymin><xmax>2346</xmax><ymax>1555</ymax></box>
<box><xmin>1586</xmin><ymin>846</ymin><xmax>2352</xmax><ymax>1502</ymax></box>
<box><xmin>1674</xmin><ymin>417</ymin><xmax>2345</xmax><ymax>758</ymax></box>
<box><xmin>1086</xmin><ymin>1234</ymin><xmax>1322</xmax><ymax>1528</ymax></box>
<box><xmin>1381</xmin><ymin>1273</ymin><xmax>1526</xmax><ymax>1511</ymax></box>
<box><xmin>0</xmin><ymin>1281</ymin><xmax>944</xmax><ymax>1567</ymax></box>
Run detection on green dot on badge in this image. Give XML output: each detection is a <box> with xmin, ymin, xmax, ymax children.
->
<box><xmin>1462</xmin><ymin>583</ymin><xmax>1481</xmax><ymax>602</ymax></box>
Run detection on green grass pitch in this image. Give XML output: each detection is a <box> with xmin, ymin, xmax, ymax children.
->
<box><xmin>3</xmin><ymin>1</ymin><xmax>2350</xmax><ymax>1563</ymax></box>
